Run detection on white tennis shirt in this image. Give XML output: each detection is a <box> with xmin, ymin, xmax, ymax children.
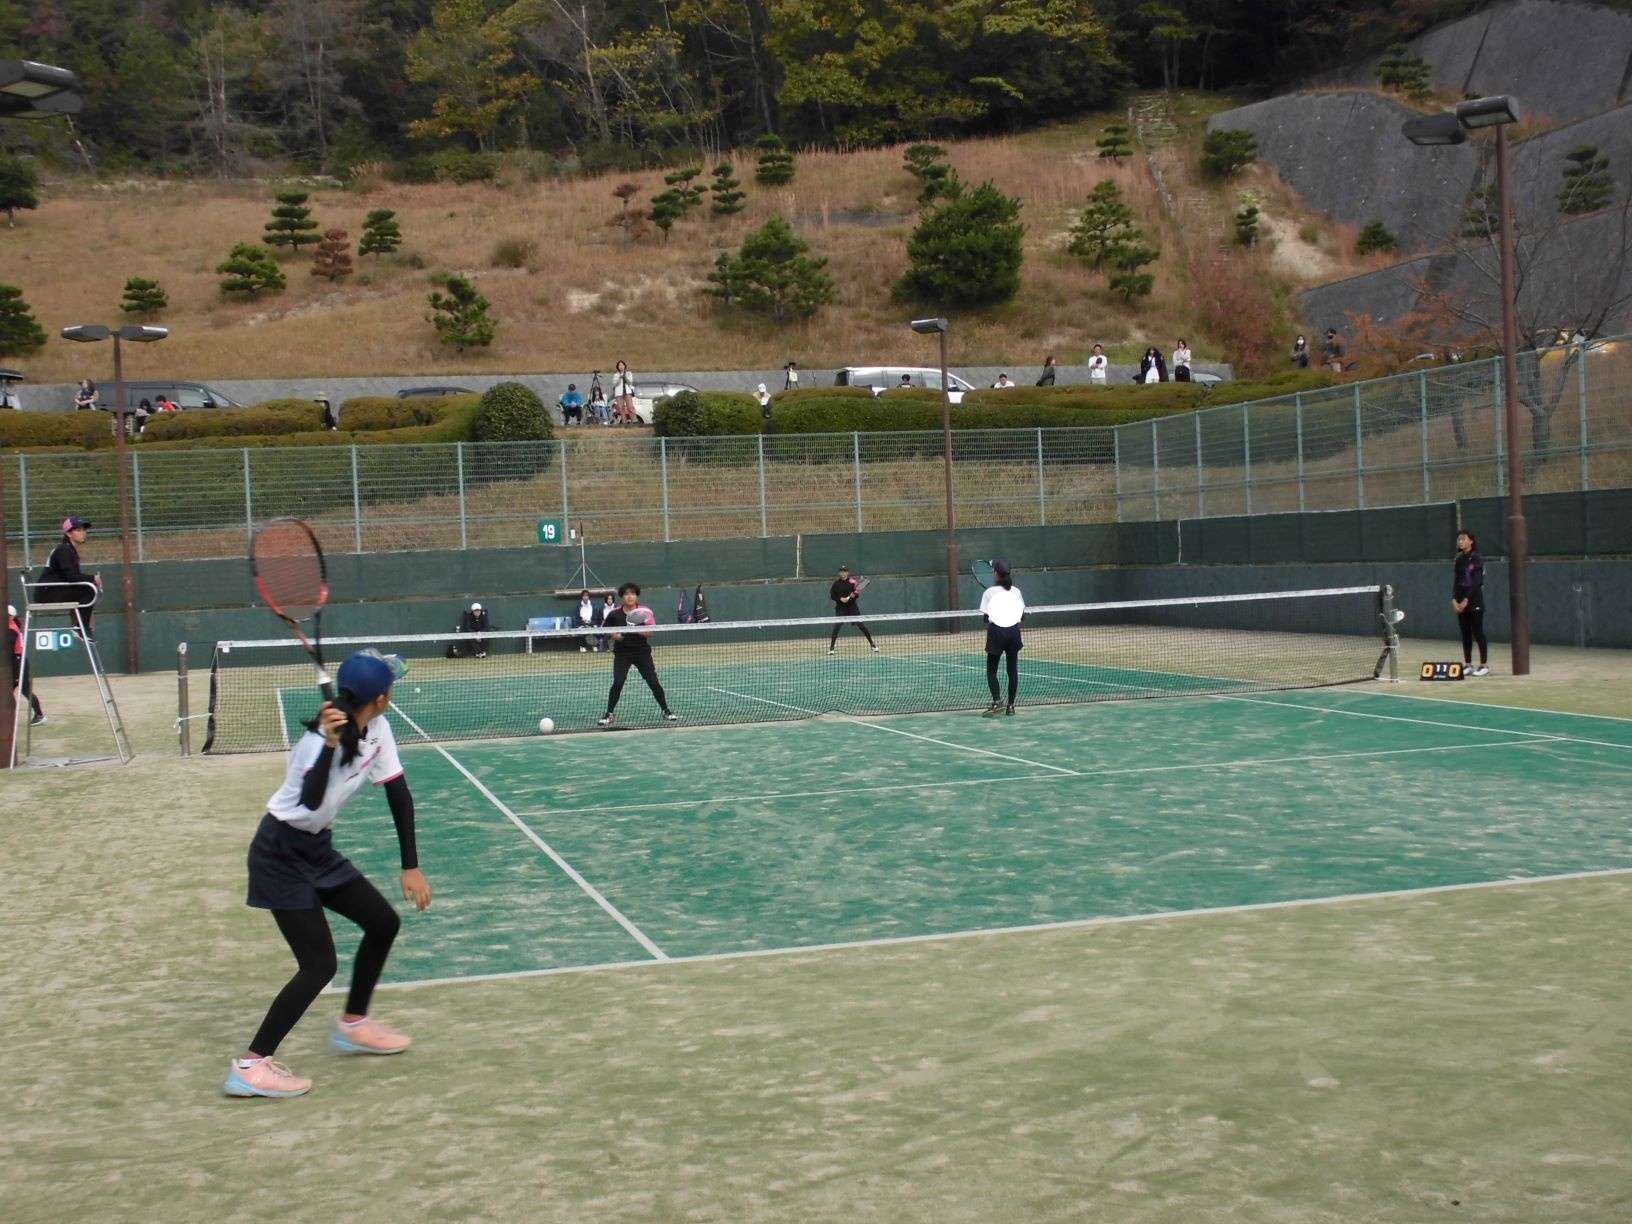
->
<box><xmin>266</xmin><ymin>714</ymin><xmax>404</xmax><ymax>833</ymax></box>
<box><xmin>979</xmin><ymin>585</ymin><xmax>1025</xmax><ymax>627</ymax></box>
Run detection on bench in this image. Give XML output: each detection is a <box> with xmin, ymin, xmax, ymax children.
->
<box><xmin>525</xmin><ymin>615</ymin><xmax>576</xmax><ymax>653</ymax></box>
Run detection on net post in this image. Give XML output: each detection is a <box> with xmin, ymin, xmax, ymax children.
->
<box><xmin>1377</xmin><ymin>585</ymin><xmax>1401</xmax><ymax>683</ymax></box>
<box><xmin>176</xmin><ymin>641</ymin><xmax>190</xmax><ymax>756</ymax></box>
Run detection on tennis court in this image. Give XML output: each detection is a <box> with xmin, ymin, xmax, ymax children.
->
<box><xmin>327</xmin><ymin>684</ymin><xmax>1632</xmax><ymax>989</ymax></box>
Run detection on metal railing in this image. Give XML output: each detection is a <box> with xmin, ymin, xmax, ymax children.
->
<box><xmin>5</xmin><ymin>339</ymin><xmax>1628</xmax><ymax>565</ymax></box>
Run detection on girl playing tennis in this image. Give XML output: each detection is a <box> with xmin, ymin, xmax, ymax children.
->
<box><xmin>225</xmin><ymin>649</ymin><xmax>432</xmax><ymax>1099</ymax></box>
<box><xmin>980</xmin><ymin>559</ymin><xmax>1025</xmax><ymax>716</ymax></box>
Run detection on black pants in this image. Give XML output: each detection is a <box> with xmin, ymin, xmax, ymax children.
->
<box><xmin>10</xmin><ymin>655</ymin><xmax>42</xmax><ymax>717</ymax></box>
<box><xmin>250</xmin><ymin>875</ymin><xmax>401</xmax><ymax>1057</ymax></box>
<box><xmin>1458</xmin><ymin>606</ymin><xmax>1488</xmax><ymax>666</ymax></box>
<box><xmin>606</xmin><ymin>652</ymin><xmax>669</xmax><ymax>714</ymax></box>
<box><xmin>829</xmin><ymin>612</ymin><xmax>875</xmax><ymax>648</ymax></box>
<box><xmin>987</xmin><ymin>649</ymin><xmax>1019</xmax><ymax>704</ymax></box>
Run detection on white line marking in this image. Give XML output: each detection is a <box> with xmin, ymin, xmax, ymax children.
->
<box><xmin>1371</xmin><ymin>687</ymin><xmax>1632</xmax><ymax>725</ymax></box>
<box><xmin>372</xmin><ymin>867</ymin><xmax>1632</xmax><ymax>992</ymax></box>
<box><xmin>708</xmin><ymin>685</ymin><xmax>1080</xmax><ymax>775</ymax></box>
<box><xmin>274</xmin><ymin>689</ymin><xmax>290</xmax><ymax>751</ymax></box>
<box><xmin>389</xmin><ymin>701</ymin><xmax>668</xmax><ymax>962</ymax></box>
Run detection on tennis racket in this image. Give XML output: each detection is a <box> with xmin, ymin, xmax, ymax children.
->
<box><xmin>972</xmin><ymin>560</ymin><xmax>997</xmax><ymax>588</ymax></box>
<box><xmin>250</xmin><ymin>517</ymin><xmax>334</xmax><ymax>700</ymax></box>
<box><xmin>853</xmin><ymin>576</ymin><xmax>871</xmax><ymax>593</ymax></box>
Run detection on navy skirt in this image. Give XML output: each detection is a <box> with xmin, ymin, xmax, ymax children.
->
<box><xmin>985</xmin><ymin>622</ymin><xmax>1023</xmax><ymax>656</ymax></box>
<box><xmin>246</xmin><ymin>813</ymin><xmax>361</xmax><ymax>910</ymax></box>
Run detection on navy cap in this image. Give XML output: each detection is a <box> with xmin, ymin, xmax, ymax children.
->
<box><xmin>991</xmin><ymin>557</ymin><xmax>1012</xmax><ymax>577</ymax></box>
<box><xmin>837</xmin><ymin>563</ymin><xmax>850</xmax><ymax>570</ymax></box>
<box><xmin>337</xmin><ymin>649</ymin><xmax>408</xmax><ymax>704</ymax></box>
<box><xmin>62</xmin><ymin>516</ymin><xmax>91</xmax><ymax>531</ymax></box>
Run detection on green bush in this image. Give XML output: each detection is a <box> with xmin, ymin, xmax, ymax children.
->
<box><xmin>430</xmin><ymin>148</ymin><xmax>495</xmax><ymax>184</ymax></box>
<box><xmin>0</xmin><ymin>411</ymin><xmax>113</xmax><ymax>449</ymax></box>
<box><xmin>653</xmin><ymin>389</ymin><xmax>705</xmax><ymax>436</ymax></box>
<box><xmin>473</xmin><ymin>382</ymin><xmax>552</xmax><ymax>444</ymax></box>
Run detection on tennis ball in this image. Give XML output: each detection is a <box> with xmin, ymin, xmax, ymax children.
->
<box><xmin>538</xmin><ymin>717</ymin><xmax>555</xmax><ymax>735</ymax></box>
<box><xmin>414</xmin><ymin>687</ymin><xmax>422</xmax><ymax>694</ymax></box>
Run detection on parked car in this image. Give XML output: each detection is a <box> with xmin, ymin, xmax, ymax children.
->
<box><xmin>836</xmin><ymin>366</ymin><xmax>977</xmax><ymax>403</ymax></box>
<box><xmin>628</xmin><ymin>382</ymin><xmax>697</xmax><ymax>425</ymax></box>
<box><xmin>1186</xmin><ymin>369</ymin><xmax>1224</xmax><ymax>387</ymax></box>
<box><xmin>397</xmin><ymin>385</ymin><xmax>476</xmax><ymax>398</ymax></box>
<box><xmin>105</xmin><ymin>379</ymin><xmax>244</xmax><ymax>411</ymax></box>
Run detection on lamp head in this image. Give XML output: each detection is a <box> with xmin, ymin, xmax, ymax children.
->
<box><xmin>1455</xmin><ymin>95</ymin><xmax>1521</xmax><ymax>129</ymax></box>
<box><xmin>61</xmin><ymin>324</ymin><xmax>111</xmax><ymax>343</ymax></box>
<box><xmin>1401</xmin><ymin>113</ymin><xmax>1467</xmax><ymax>146</ymax></box>
<box><xmin>119</xmin><ymin>325</ymin><xmax>168</xmax><ymax>343</ymax></box>
<box><xmin>910</xmin><ymin>317</ymin><xmax>949</xmax><ymax>335</ymax></box>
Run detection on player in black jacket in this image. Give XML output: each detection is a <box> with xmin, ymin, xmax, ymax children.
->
<box><xmin>39</xmin><ymin>516</ymin><xmax>101</xmax><ymax>641</ymax></box>
<box><xmin>827</xmin><ymin>564</ymin><xmax>877</xmax><ymax>655</ymax></box>
<box><xmin>597</xmin><ymin>583</ymin><xmax>677</xmax><ymax>727</ymax></box>
<box><xmin>1452</xmin><ymin>530</ymin><xmax>1489</xmax><ymax>676</ymax></box>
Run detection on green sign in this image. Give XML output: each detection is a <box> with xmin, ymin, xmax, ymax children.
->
<box><xmin>536</xmin><ymin>518</ymin><xmax>564</xmax><ymax>544</ymax></box>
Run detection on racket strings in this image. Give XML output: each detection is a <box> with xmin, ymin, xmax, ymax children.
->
<box><xmin>252</xmin><ymin>524</ymin><xmax>326</xmax><ymax>620</ymax></box>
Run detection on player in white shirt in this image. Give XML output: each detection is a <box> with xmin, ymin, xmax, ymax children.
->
<box><xmin>978</xmin><ymin>558</ymin><xmax>1025</xmax><ymax>716</ymax></box>
<box><xmin>225</xmin><ymin>649</ymin><xmax>433</xmax><ymax>1100</ymax></box>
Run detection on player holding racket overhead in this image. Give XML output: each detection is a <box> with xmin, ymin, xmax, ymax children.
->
<box><xmin>598</xmin><ymin>582</ymin><xmax>678</xmax><ymax>727</ymax></box>
<box><xmin>225</xmin><ymin>649</ymin><xmax>432</xmax><ymax>1099</ymax></box>
<box><xmin>979</xmin><ymin>558</ymin><xmax>1025</xmax><ymax>716</ymax></box>
<box><xmin>827</xmin><ymin>563</ymin><xmax>878</xmax><ymax>655</ymax></box>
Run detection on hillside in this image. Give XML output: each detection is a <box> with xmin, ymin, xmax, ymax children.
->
<box><xmin>3</xmin><ymin>105</ymin><xmax>1409</xmax><ymax>387</ymax></box>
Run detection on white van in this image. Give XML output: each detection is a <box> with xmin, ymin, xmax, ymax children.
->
<box><xmin>835</xmin><ymin>366</ymin><xmax>976</xmax><ymax>404</ymax></box>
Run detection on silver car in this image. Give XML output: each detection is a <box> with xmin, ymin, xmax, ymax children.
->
<box><xmin>836</xmin><ymin>366</ymin><xmax>976</xmax><ymax>403</ymax></box>
<box><xmin>628</xmin><ymin>382</ymin><xmax>698</xmax><ymax>425</ymax></box>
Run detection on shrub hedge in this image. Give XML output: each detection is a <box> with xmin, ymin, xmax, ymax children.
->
<box><xmin>654</xmin><ymin>391</ymin><xmax>761</xmax><ymax>438</ymax></box>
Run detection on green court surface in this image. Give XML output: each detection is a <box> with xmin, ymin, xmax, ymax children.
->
<box><xmin>335</xmin><ymin>686</ymin><xmax>1632</xmax><ymax>988</ymax></box>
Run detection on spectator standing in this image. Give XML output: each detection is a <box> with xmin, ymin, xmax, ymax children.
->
<box><xmin>1290</xmin><ymin>335</ymin><xmax>1309</xmax><ymax>369</ymax></box>
<box><xmin>1035</xmin><ymin>355</ymin><xmax>1057</xmax><ymax>387</ymax></box>
<box><xmin>1452</xmin><ymin>531</ymin><xmax>1489</xmax><ymax>676</ymax></box>
<box><xmin>610</xmin><ymin>360</ymin><xmax>637</xmax><ymax>425</ymax></box>
<box><xmin>755</xmin><ymin>383</ymin><xmax>772</xmax><ymax>421</ymax></box>
<box><xmin>6</xmin><ymin>602</ymin><xmax>45</xmax><ymax>725</ymax></box>
<box><xmin>1171</xmin><ymin>339</ymin><xmax>1192</xmax><ymax>383</ymax></box>
<box><xmin>783</xmin><ymin>361</ymin><xmax>800</xmax><ymax>391</ymax></box>
<box><xmin>991</xmin><ymin>373</ymin><xmax>1015</xmax><ymax>389</ymax></box>
<box><xmin>558</xmin><ymin>383</ymin><xmax>584</xmax><ymax>426</ymax></box>
<box><xmin>39</xmin><ymin>517</ymin><xmax>102</xmax><ymax>641</ymax></box>
<box><xmin>1087</xmin><ymin>344</ymin><xmax>1109</xmax><ymax>385</ymax></box>
<box><xmin>73</xmin><ymin>379</ymin><xmax>97</xmax><ymax>411</ymax></box>
<box><xmin>1322</xmin><ymin>329</ymin><xmax>1344</xmax><ymax>371</ymax></box>
<box><xmin>1139</xmin><ymin>347</ymin><xmax>1168</xmax><ymax>384</ymax></box>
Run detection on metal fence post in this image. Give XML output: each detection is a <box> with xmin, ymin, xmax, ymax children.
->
<box><xmin>559</xmin><ymin>440</ymin><xmax>570</xmax><ymax>543</ymax></box>
<box><xmin>17</xmin><ymin>453</ymin><xmax>30</xmax><ymax>566</ymax></box>
<box><xmin>132</xmin><ymin>451</ymin><xmax>145</xmax><ymax>562</ymax></box>
<box><xmin>350</xmin><ymin>445</ymin><xmax>362</xmax><ymax>553</ymax></box>
<box><xmin>853</xmin><ymin>432</ymin><xmax>863</xmax><ymax>533</ymax></box>
<box><xmin>660</xmin><ymin>437</ymin><xmax>670</xmax><ymax>542</ymax></box>
<box><xmin>456</xmin><ymin>443</ymin><xmax>468</xmax><ymax>549</ymax></box>
<box><xmin>1194</xmin><ymin>415</ymin><xmax>1205</xmax><ymax>518</ymax></box>
<box><xmin>1150</xmin><ymin>418</ymin><xmax>1161</xmax><ymax>520</ymax></box>
<box><xmin>1242</xmin><ymin>405</ymin><xmax>1253</xmax><ymax>516</ymax></box>
<box><xmin>242</xmin><ymin>448</ymin><xmax>253</xmax><ymax>546</ymax></box>
<box><xmin>1578</xmin><ymin>348</ymin><xmax>1590</xmax><ymax>491</ymax></box>
<box><xmin>1354</xmin><ymin>382</ymin><xmax>1365</xmax><ymax>508</ymax></box>
<box><xmin>1418</xmin><ymin>371</ymin><xmax>1430</xmax><ymax>504</ymax></box>
<box><xmin>757</xmin><ymin>434</ymin><xmax>768</xmax><ymax>537</ymax></box>
<box><xmin>1035</xmin><ymin>428</ymin><xmax>1047</xmax><ymax>526</ymax></box>
<box><xmin>1493</xmin><ymin>361</ymin><xmax>1507</xmax><ymax>497</ymax></box>
<box><xmin>1113</xmin><ymin>425</ymin><xmax>1122</xmax><ymax>523</ymax></box>
<box><xmin>1294</xmin><ymin>393</ymin><xmax>1305</xmax><ymax>513</ymax></box>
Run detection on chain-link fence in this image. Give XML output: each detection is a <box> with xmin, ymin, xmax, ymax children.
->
<box><xmin>6</xmin><ymin>339</ymin><xmax>1628</xmax><ymax>567</ymax></box>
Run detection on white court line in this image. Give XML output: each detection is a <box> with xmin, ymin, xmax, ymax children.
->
<box><xmin>1217</xmin><ymin>690</ymin><xmax>1632</xmax><ymax>751</ymax></box>
<box><xmin>389</xmin><ymin>700</ymin><xmax>669</xmax><ymax>962</ymax></box>
<box><xmin>1376</xmin><ymin>687</ymin><xmax>1632</xmax><ymax>725</ymax></box>
<box><xmin>373</xmin><ymin>866</ymin><xmax>1632</xmax><ymax>992</ymax></box>
<box><xmin>275</xmin><ymin>689</ymin><xmax>291</xmax><ymax>751</ymax></box>
<box><xmin>708</xmin><ymin>685</ymin><xmax>1080</xmax><ymax>776</ymax></box>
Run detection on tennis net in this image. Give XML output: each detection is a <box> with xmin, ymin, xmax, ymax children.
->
<box><xmin>201</xmin><ymin>585</ymin><xmax>1399</xmax><ymax>754</ymax></box>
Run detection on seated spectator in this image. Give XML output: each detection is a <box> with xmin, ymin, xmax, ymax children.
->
<box><xmin>596</xmin><ymin>591</ymin><xmax>617</xmax><ymax>651</ymax></box>
<box><xmin>73</xmin><ymin>379</ymin><xmax>97</xmax><ymax>411</ymax></box>
<box><xmin>587</xmin><ymin>384</ymin><xmax>610</xmax><ymax>425</ymax></box>
<box><xmin>573</xmin><ymin>588</ymin><xmax>602</xmax><ymax>652</ymax></box>
<box><xmin>455</xmin><ymin>601</ymin><xmax>492</xmax><ymax>658</ymax></box>
<box><xmin>991</xmin><ymin>373</ymin><xmax>1014</xmax><ymax>389</ymax></box>
<box><xmin>559</xmin><ymin>383</ymin><xmax>584</xmax><ymax>426</ymax></box>
<box><xmin>153</xmin><ymin>394</ymin><xmax>178</xmax><ymax>413</ymax></box>
<box><xmin>135</xmin><ymin>399</ymin><xmax>153</xmax><ymax>435</ymax></box>
<box><xmin>1322</xmin><ymin>329</ymin><xmax>1344</xmax><ymax>372</ymax></box>
<box><xmin>898</xmin><ymin>374</ymin><xmax>914</xmax><ymax>390</ymax></box>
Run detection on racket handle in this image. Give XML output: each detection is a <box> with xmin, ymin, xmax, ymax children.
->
<box><xmin>317</xmin><ymin>667</ymin><xmax>336</xmax><ymax>703</ymax></box>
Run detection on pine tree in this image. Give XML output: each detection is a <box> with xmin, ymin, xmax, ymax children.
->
<box><xmin>311</xmin><ymin>228</ymin><xmax>355</xmax><ymax>281</ymax></box>
<box><xmin>1067</xmin><ymin>180</ymin><xmax>1139</xmax><ymax>271</ymax></box>
<box><xmin>217</xmin><ymin>243</ymin><xmax>288</xmax><ymax>298</ymax></box>
<box><xmin>1095</xmin><ymin>121</ymin><xmax>1133</xmax><ymax>163</ymax></box>
<box><xmin>704</xmin><ymin>217</ymin><xmax>835</xmax><ymax>323</ymax></box>
<box><xmin>1355</xmin><ymin>221</ymin><xmax>1397</xmax><ymax>255</ymax></box>
<box><xmin>1108</xmin><ymin>243</ymin><xmax>1160</xmax><ymax>300</ymax></box>
<box><xmin>0</xmin><ymin>284</ymin><xmax>47</xmax><ymax>357</ymax></box>
<box><xmin>903</xmin><ymin>143</ymin><xmax>954</xmax><ymax>206</ymax></box>
<box><xmin>1460</xmin><ymin>184</ymin><xmax>1501</xmax><ymax>240</ymax></box>
<box><xmin>1200</xmin><ymin>129</ymin><xmax>1257</xmax><ymax>178</ymax></box>
<box><xmin>1557</xmin><ymin>145</ymin><xmax>1613</xmax><ymax>216</ymax></box>
<box><xmin>426</xmin><ymin>275</ymin><xmax>495</xmax><ymax>351</ymax></box>
<box><xmin>649</xmin><ymin>189</ymin><xmax>686</xmax><ymax>241</ymax></box>
<box><xmin>0</xmin><ymin>154</ymin><xmax>40</xmax><ymax>228</ymax></box>
<box><xmin>709</xmin><ymin>161</ymin><xmax>745</xmax><ymax>217</ymax></box>
<box><xmin>754</xmin><ymin>135</ymin><xmax>795</xmax><ymax>186</ymax></box>
<box><xmin>664</xmin><ymin>167</ymin><xmax>705</xmax><ymax>213</ymax></box>
<box><xmin>894</xmin><ymin>179</ymin><xmax>1025</xmax><ymax>309</ymax></box>
<box><xmin>1234</xmin><ymin>204</ymin><xmax>1260</xmax><ymax>248</ymax></box>
<box><xmin>359</xmin><ymin>208</ymin><xmax>402</xmax><ymax>257</ymax></box>
<box><xmin>120</xmin><ymin>277</ymin><xmax>169</xmax><ymax>315</ymax></box>
<box><xmin>263</xmin><ymin>190</ymin><xmax>321</xmax><ymax>252</ymax></box>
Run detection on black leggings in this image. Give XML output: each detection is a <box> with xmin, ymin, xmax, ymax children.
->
<box><xmin>1458</xmin><ymin>607</ymin><xmax>1488</xmax><ymax>666</ymax></box>
<box><xmin>987</xmin><ymin>648</ymin><xmax>1019</xmax><ymax>704</ymax></box>
<box><xmin>606</xmin><ymin>653</ymin><xmax>669</xmax><ymax>714</ymax></box>
<box><xmin>250</xmin><ymin>875</ymin><xmax>401</xmax><ymax>1057</ymax></box>
<box><xmin>829</xmin><ymin>614</ymin><xmax>875</xmax><ymax>648</ymax></box>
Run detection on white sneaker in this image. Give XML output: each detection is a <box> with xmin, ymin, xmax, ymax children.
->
<box><xmin>826</xmin><ymin>648</ymin><xmax>836</xmax><ymax>656</ymax></box>
<box><xmin>1471</xmin><ymin>665</ymin><xmax>1489</xmax><ymax>676</ymax></box>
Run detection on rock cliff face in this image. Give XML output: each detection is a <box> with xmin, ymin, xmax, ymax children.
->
<box><xmin>1204</xmin><ymin>0</ymin><xmax>1632</xmax><ymax>337</ymax></box>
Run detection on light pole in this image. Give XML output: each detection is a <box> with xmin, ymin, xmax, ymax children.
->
<box><xmin>911</xmin><ymin>317</ymin><xmax>959</xmax><ymax>612</ymax></box>
<box><xmin>61</xmin><ymin>324</ymin><xmax>168</xmax><ymax>675</ymax></box>
<box><xmin>1403</xmin><ymin>94</ymin><xmax>1529</xmax><ymax>676</ymax></box>
<box><xmin>1</xmin><ymin>58</ymin><xmax>80</xmax><ymax>767</ymax></box>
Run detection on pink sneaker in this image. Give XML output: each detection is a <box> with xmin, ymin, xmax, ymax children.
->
<box><xmin>224</xmin><ymin>1056</ymin><xmax>312</xmax><ymax>1098</ymax></box>
<box><xmin>330</xmin><ymin>1016</ymin><xmax>411</xmax><ymax>1055</ymax></box>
